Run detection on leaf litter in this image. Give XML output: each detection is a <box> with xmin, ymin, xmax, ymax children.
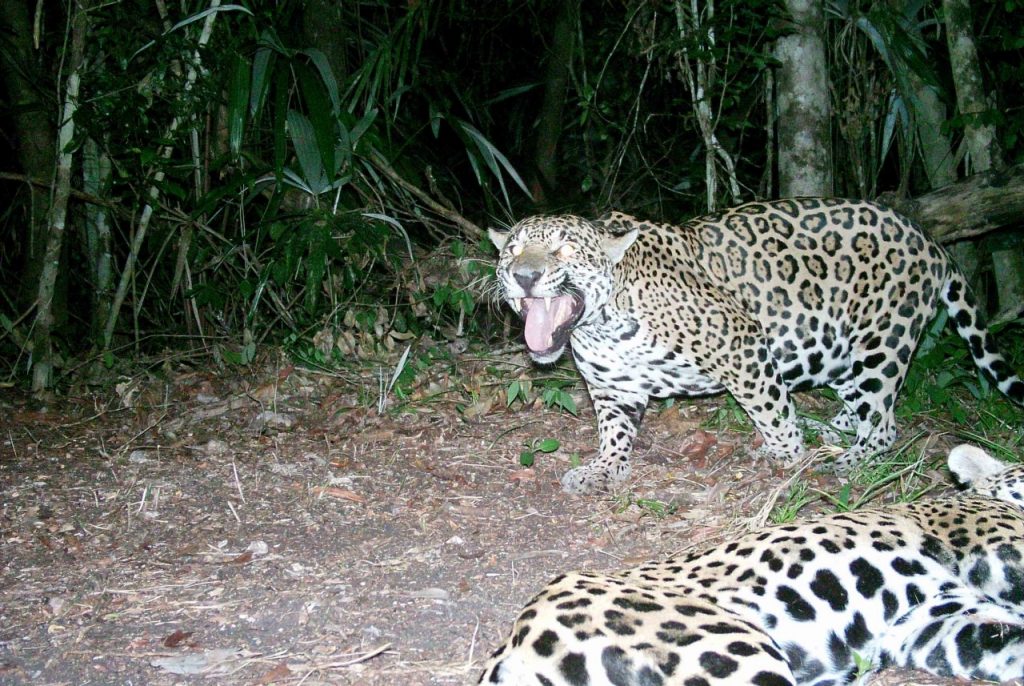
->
<box><xmin>0</xmin><ymin>360</ymin><xmax>962</xmax><ymax>685</ymax></box>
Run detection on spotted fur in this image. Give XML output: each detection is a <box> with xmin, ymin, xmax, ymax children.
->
<box><xmin>479</xmin><ymin>445</ymin><xmax>1024</xmax><ymax>685</ymax></box>
<box><xmin>490</xmin><ymin>199</ymin><xmax>1024</xmax><ymax>493</ymax></box>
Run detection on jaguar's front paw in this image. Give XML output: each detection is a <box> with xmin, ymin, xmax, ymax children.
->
<box><xmin>560</xmin><ymin>461</ymin><xmax>630</xmax><ymax>495</ymax></box>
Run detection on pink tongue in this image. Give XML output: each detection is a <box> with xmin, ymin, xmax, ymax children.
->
<box><xmin>524</xmin><ymin>299</ymin><xmax>555</xmax><ymax>351</ymax></box>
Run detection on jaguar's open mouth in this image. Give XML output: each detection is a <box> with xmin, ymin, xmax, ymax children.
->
<box><xmin>517</xmin><ymin>295</ymin><xmax>584</xmax><ymax>357</ymax></box>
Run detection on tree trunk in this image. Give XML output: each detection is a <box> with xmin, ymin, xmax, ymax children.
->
<box><xmin>943</xmin><ymin>0</ymin><xmax>1002</xmax><ymax>173</ymax></box>
<box><xmin>773</xmin><ymin>0</ymin><xmax>832</xmax><ymax>196</ymax></box>
<box><xmin>530</xmin><ymin>1</ymin><xmax>577</xmax><ymax>206</ymax></box>
<box><xmin>301</xmin><ymin>0</ymin><xmax>348</xmax><ymax>83</ymax></box>
<box><xmin>31</xmin><ymin>2</ymin><xmax>86</xmax><ymax>392</ymax></box>
<box><xmin>0</xmin><ymin>0</ymin><xmax>57</xmax><ymax>310</ymax></box>
<box><xmin>942</xmin><ymin>0</ymin><xmax>1022</xmax><ymax>321</ymax></box>
<box><xmin>83</xmin><ymin>138</ymin><xmax>114</xmax><ymax>341</ymax></box>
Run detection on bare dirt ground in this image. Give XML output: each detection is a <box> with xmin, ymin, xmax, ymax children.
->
<box><xmin>0</xmin><ymin>354</ymin><xmax>984</xmax><ymax>685</ymax></box>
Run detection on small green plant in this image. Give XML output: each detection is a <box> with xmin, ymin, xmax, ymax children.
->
<box><xmin>705</xmin><ymin>395</ymin><xmax>751</xmax><ymax>432</ymax></box>
<box><xmin>851</xmin><ymin>651</ymin><xmax>874</xmax><ymax>681</ymax></box>
<box><xmin>506</xmin><ymin>378</ymin><xmax>531</xmax><ymax>407</ymax></box>
<box><xmin>221</xmin><ymin>328</ymin><xmax>257</xmax><ymax>365</ymax></box>
<box><xmin>520</xmin><ymin>437</ymin><xmax>560</xmax><ymax>467</ymax></box>
<box><xmin>613</xmin><ymin>495</ymin><xmax>677</xmax><ymax>518</ymax></box>
<box><xmin>769</xmin><ymin>481</ymin><xmax>818</xmax><ymax>523</ymax></box>
<box><xmin>506</xmin><ymin>376</ymin><xmax>580</xmax><ymax>416</ymax></box>
<box><xmin>540</xmin><ymin>380</ymin><xmax>578</xmax><ymax>416</ymax></box>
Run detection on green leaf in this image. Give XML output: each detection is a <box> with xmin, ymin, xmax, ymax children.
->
<box><xmin>519</xmin><ymin>450</ymin><xmax>535</xmax><ymax>467</ymax></box>
<box><xmin>294</xmin><ymin>62</ymin><xmax>335</xmax><ymax>182</ymax></box>
<box><xmin>272</xmin><ymin>66</ymin><xmax>289</xmax><ymax>183</ymax></box>
<box><xmin>227</xmin><ymin>53</ymin><xmax>250</xmax><ymax>156</ymax></box>
<box><xmin>298</xmin><ymin>48</ymin><xmax>340</xmax><ymax>115</ymax></box>
<box><xmin>250</xmin><ymin>45</ymin><xmax>275</xmax><ymax>117</ymax></box>
<box><xmin>455</xmin><ymin>119</ymin><xmax>531</xmax><ymax>207</ymax></box>
<box><xmin>286</xmin><ymin>110</ymin><xmax>328</xmax><ymax>193</ymax></box>
<box><xmin>536</xmin><ymin>438</ymin><xmax>560</xmax><ymax>453</ymax></box>
<box><xmin>506</xmin><ymin>380</ymin><xmax>521</xmax><ymax>406</ymax></box>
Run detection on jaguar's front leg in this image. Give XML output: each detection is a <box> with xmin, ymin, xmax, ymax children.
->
<box><xmin>561</xmin><ymin>387</ymin><xmax>648</xmax><ymax>494</ymax></box>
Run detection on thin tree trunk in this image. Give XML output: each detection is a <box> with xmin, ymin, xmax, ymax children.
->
<box><xmin>674</xmin><ymin>0</ymin><xmax>741</xmax><ymax>211</ymax></box>
<box><xmin>0</xmin><ymin>0</ymin><xmax>57</xmax><ymax>310</ymax></box>
<box><xmin>942</xmin><ymin>0</ymin><xmax>1021</xmax><ymax>321</ymax></box>
<box><xmin>773</xmin><ymin>0</ymin><xmax>832</xmax><ymax>197</ymax></box>
<box><xmin>530</xmin><ymin>1</ymin><xmax>577</xmax><ymax>206</ymax></box>
<box><xmin>83</xmin><ymin>138</ymin><xmax>113</xmax><ymax>341</ymax></box>
<box><xmin>31</xmin><ymin>2</ymin><xmax>86</xmax><ymax>392</ymax></box>
<box><xmin>943</xmin><ymin>0</ymin><xmax>1002</xmax><ymax>174</ymax></box>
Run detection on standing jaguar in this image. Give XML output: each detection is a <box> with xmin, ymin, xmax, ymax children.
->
<box><xmin>478</xmin><ymin>444</ymin><xmax>1024</xmax><ymax>685</ymax></box>
<box><xmin>489</xmin><ymin>199</ymin><xmax>1024</xmax><ymax>493</ymax></box>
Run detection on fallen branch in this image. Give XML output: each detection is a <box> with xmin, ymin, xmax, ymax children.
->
<box><xmin>370</xmin><ymin>153</ymin><xmax>485</xmax><ymax>241</ymax></box>
<box><xmin>878</xmin><ymin>162</ymin><xmax>1024</xmax><ymax>244</ymax></box>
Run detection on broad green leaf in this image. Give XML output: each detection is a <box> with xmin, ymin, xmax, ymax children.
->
<box><xmin>250</xmin><ymin>46</ymin><xmax>274</xmax><ymax>117</ymax></box>
<box><xmin>537</xmin><ymin>438</ymin><xmax>560</xmax><ymax>453</ymax></box>
<box><xmin>286</xmin><ymin>110</ymin><xmax>328</xmax><ymax>194</ymax></box>
<box><xmin>294</xmin><ymin>62</ymin><xmax>335</xmax><ymax>182</ymax></box>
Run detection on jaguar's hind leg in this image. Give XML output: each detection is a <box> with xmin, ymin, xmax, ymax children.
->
<box><xmin>883</xmin><ymin>589</ymin><xmax>1024</xmax><ymax>681</ymax></box>
<box><xmin>826</xmin><ymin>334</ymin><xmax>912</xmax><ymax>473</ymax></box>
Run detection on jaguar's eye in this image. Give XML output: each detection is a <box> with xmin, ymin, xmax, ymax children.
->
<box><xmin>511</xmin><ymin>243</ymin><xmax>524</xmax><ymax>257</ymax></box>
<box><xmin>555</xmin><ymin>243</ymin><xmax>576</xmax><ymax>259</ymax></box>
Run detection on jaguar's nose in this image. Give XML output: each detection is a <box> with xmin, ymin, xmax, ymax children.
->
<box><xmin>514</xmin><ymin>269</ymin><xmax>542</xmax><ymax>292</ymax></box>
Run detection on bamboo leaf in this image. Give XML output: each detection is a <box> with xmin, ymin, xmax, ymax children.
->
<box><xmin>349</xmin><ymin>108</ymin><xmax>378</xmax><ymax>152</ymax></box>
<box><xmin>456</xmin><ymin>119</ymin><xmax>531</xmax><ymax>206</ymax></box>
<box><xmin>164</xmin><ymin>4</ymin><xmax>253</xmax><ymax>34</ymax></box>
<box><xmin>299</xmin><ymin>48</ymin><xmax>340</xmax><ymax>115</ymax></box>
<box><xmin>250</xmin><ymin>46</ymin><xmax>274</xmax><ymax>117</ymax></box>
<box><xmin>287</xmin><ymin>110</ymin><xmax>328</xmax><ymax>194</ymax></box>
<box><xmin>855</xmin><ymin>16</ymin><xmax>892</xmax><ymax>69</ymax></box>
<box><xmin>294</xmin><ymin>61</ymin><xmax>335</xmax><ymax>186</ymax></box>
<box><xmin>880</xmin><ymin>92</ymin><xmax>909</xmax><ymax>167</ymax></box>
<box><xmin>272</xmin><ymin>67</ymin><xmax>288</xmax><ymax>184</ymax></box>
<box><xmin>227</xmin><ymin>53</ymin><xmax>250</xmax><ymax>156</ymax></box>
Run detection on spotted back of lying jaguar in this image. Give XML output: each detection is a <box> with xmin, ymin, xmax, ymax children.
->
<box><xmin>489</xmin><ymin>199</ymin><xmax>1024</xmax><ymax>494</ymax></box>
<box><xmin>479</xmin><ymin>444</ymin><xmax>1024</xmax><ymax>685</ymax></box>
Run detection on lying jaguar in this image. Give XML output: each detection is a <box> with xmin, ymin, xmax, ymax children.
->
<box><xmin>490</xmin><ymin>199</ymin><xmax>1024</xmax><ymax>493</ymax></box>
<box><xmin>479</xmin><ymin>444</ymin><xmax>1024</xmax><ymax>685</ymax></box>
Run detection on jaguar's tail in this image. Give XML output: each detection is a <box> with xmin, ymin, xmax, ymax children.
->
<box><xmin>941</xmin><ymin>269</ymin><xmax>1024</xmax><ymax>404</ymax></box>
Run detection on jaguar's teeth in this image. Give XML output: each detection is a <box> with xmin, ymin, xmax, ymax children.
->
<box><xmin>545</xmin><ymin>296</ymin><xmax>552</xmax><ymax>310</ymax></box>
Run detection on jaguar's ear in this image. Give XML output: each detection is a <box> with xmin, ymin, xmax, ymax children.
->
<box><xmin>948</xmin><ymin>444</ymin><xmax>1006</xmax><ymax>485</ymax></box>
<box><xmin>602</xmin><ymin>228</ymin><xmax>639</xmax><ymax>265</ymax></box>
<box><xmin>488</xmin><ymin>227</ymin><xmax>510</xmax><ymax>252</ymax></box>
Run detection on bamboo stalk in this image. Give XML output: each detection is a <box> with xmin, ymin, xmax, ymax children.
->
<box><xmin>102</xmin><ymin>0</ymin><xmax>222</xmax><ymax>350</ymax></box>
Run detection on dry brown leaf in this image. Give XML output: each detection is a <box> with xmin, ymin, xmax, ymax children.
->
<box><xmin>679</xmin><ymin>429</ymin><xmax>718</xmax><ymax>458</ymax></box>
<box><xmin>508</xmin><ymin>469</ymin><xmax>536</xmax><ymax>482</ymax></box>
<box><xmin>162</xmin><ymin>629</ymin><xmax>193</xmax><ymax>648</ymax></box>
<box><xmin>255</xmin><ymin>662</ymin><xmax>292</xmax><ymax>684</ymax></box>
<box><xmin>227</xmin><ymin>551</ymin><xmax>253</xmax><ymax>565</ymax></box>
